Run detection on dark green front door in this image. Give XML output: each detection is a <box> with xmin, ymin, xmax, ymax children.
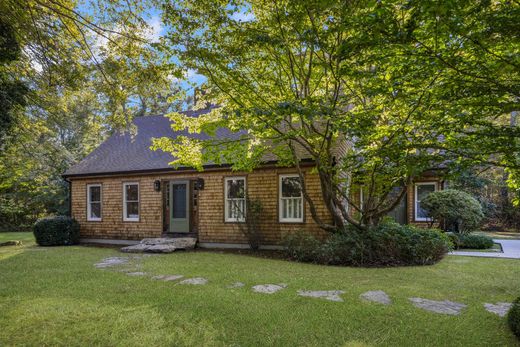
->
<box><xmin>169</xmin><ymin>181</ymin><xmax>190</xmax><ymax>233</ymax></box>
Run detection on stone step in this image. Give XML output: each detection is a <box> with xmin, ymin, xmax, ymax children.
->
<box><xmin>121</xmin><ymin>237</ymin><xmax>197</xmax><ymax>253</ymax></box>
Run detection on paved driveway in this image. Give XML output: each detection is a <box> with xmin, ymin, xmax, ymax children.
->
<box><xmin>451</xmin><ymin>239</ymin><xmax>520</xmax><ymax>259</ymax></box>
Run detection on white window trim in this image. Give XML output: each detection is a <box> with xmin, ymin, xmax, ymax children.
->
<box><xmin>123</xmin><ymin>182</ymin><xmax>140</xmax><ymax>222</ymax></box>
<box><xmin>414</xmin><ymin>182</ymin><xmax>437</xmax><ymax>221</ymax></box>
<box><xmin>279</xmin><ymin>174</ymin><xmax>304</xmax><ymax>223</ymax></box>
<box><xmin>87</xmin><ymin>184</ymin><xmax>102</xmax><ymax>221</ymax></box>
<box><xmin>224</xmin><ymin>177</ymin><xmax>246</xmax><ymax>222</ymax></box>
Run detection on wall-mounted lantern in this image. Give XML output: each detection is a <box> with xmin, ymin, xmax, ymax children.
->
<box><xmin>154</xmin><ymin>180</ymin><xmax>161</xmax><ymax>192</ymax></box>
<box><xmin>195</xmin><ymin>178</ymin><xmax>204</xmax><ymax>190</ymax></box>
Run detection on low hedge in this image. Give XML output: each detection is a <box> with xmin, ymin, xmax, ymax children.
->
<box><xmin>447</xmin><ymin>232</ymin><xmax>494</xmax><ymax>249</ymax></box>
<box><xmin>283</xmin><ymin>220</ymin><xmax>451</xmax><ymax>267</ymax></box>
<box><xmin>509</xmin><ymin>297</ymin><xmax>520</xmax><ymax>339</ymax></box>
<box><xmin>33</xmin><ymin>216</ymin><xmax>80</xmax><ymax>246</ymax></box>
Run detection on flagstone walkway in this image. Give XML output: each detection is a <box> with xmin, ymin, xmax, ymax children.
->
<box><xmin>94</xmin><ymin>255</ymin><xmax>514</xmax><ymax>318</ymax></box>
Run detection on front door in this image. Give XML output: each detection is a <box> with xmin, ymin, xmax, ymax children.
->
<box><xmin>170</xmin><ymin>180</ymin><xmax>190</xmax><ymax>233</ymax></box>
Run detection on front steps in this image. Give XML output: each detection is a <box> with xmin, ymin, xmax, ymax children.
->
<box><xmin>120</xmin><ymin>237</ymin><xmax>197</xmax><ymax>253</ymax></box>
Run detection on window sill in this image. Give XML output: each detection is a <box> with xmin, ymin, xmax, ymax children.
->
<box><xmin>279</xmin><ymin>219</ymin><xmax>304</xmax><ymax>224</ymax></box>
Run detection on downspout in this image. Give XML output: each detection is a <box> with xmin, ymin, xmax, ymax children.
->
<box><xmin>64</xmin><ymin>177</ymin><xmax>72</xmax><ymax>217</ymax></box>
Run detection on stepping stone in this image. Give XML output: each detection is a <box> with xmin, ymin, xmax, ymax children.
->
<box><xmin>297</xmin><ymin>290</ymin><xmax>345</xmax><ymax>302</ymax></box>
<box><xmin>252</xmin><ymin>284</ymin><xmax>287</xmax><ymax>294</ymax></box>
<box><xmin>152</xmin><ymin>275</ymin><xmax>184</xmax><ymax>281</ymax></box>
<box><xmin>179</xmin><ymin>277</ymin><xmax>208</xmax><ymax>285</ymax></box>
<box><xmin>126</xmin><ymin>271</ymin><xmax>147</xmax><ymax>276</ymax></box>
<box><xmin>228</xmin><ymin>282</ymin><xmax>245</xmax><ymax>289</ymax></box>
<box><xmin>0</xmin><ymin>240</ymin><xmax>22</xmax><ymax>246</ymax></box>
<box><xmin>121</xmin><ymin>237</ymin><xmax>197</xmax><ymax>253</ymax></box>
<box><xmin>95</xmin><ymin>257</ymin><xmax>130</xmax><ymax>268</ymax></box>
<box><xmin>409</xmin><ymin>297</ymin><xmax>467</xmax><ymax>315</ymax></box>
<box><xmin>484</xmin><ymin>302</ymin><xmax>512</xmax><ymax>317</ymax></box>
<box><xmin>360</xmin><ymin>290</ymin><xmax>392</xmax><ymax>305</ymax></box>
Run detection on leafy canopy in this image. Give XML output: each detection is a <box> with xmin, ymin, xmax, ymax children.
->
<box><xmin>156</xmin><ymin>0</ymin><xmax>519</xmax><ymax>230</ymax></box>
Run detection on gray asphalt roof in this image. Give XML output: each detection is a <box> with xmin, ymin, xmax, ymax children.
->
<box><xmin>63</xmin><ymin>108</ymin><xmax>242</xmax><ymax>177</ymax></box>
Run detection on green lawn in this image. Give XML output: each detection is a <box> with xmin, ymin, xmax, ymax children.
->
<box><xmin>0</xmin><ymin>232</ymin><xmax>519</xmax><ymax>346</ymax></box>
<box><xmin>478</xmin><ymin>230</ymin><xmax>520</xmax><ymax>240</ymax></box>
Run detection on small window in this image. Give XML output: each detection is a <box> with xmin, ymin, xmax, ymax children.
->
<box><xmin>123</xmin><ymin>182</ymin><xmax>139</xmax><ymax>222</ymax></box>
<box><xmin>279</xmin><ymin>174</ymin><xmax>303</xmax><ymax>222</ymax></box>
<box><xmin>87</xmin><ymin>184</ymin><xmax>102</xmax><ymax>221</ymax></box>
<box><xmin>415</xmin><ymin>182</ymin><xmax>436</xmax><ymax>221</ymax></box>
<box><xmin>225</xmin><ymin>177</ymin><xmax>246</xmax><ymax>222</ymax></box>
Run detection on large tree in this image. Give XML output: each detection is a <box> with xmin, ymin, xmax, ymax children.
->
<box><xmin>156</xmin><ymin>0</ymin><xmax>519</xmax><ymax>232</ymax></box>
<box><xmin>0</xmin><ymin>0</ymin><xmax>180</xmax><ymax>227</ymax></box>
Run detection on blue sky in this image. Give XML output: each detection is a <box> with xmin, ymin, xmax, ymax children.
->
<box><xmin>76</xmin><ymin>1</ymin><xmax>255</xmax><ymax>93</ymax></box>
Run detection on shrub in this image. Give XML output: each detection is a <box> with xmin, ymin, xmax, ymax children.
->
<box><xmin>446</xmin><ymin>232</ymin><xmax>494</xmax><ymax>249</ymax></box>
<box><xmin>421</xmin><ymin>189</ymin><xmax>484</xmax><ymax>233</ymax></box>
<box><xmin>282</xmin><ymin>231</ymin><xmax>322</xmax><ymax>263</ymax></box>
<box><xmin>33</xmin><ymin>216</ymin><xmax>80</xmax><ymax>246</ymax></box>
<box><xmin>237</xmin><ymin>198</ymin><xmax>263</xmax><ymax>250</ymax></box>
<box><xmin>509</xmin><ymin>297</ymin><xmax>520</xmax><ymax>339</ymax></box>
<box><xmin>283</xmin><ymin>220</ymin><xmax>451</xmax><ymax>266</ymax></box>
<box><xmin>459</xmin><ymin>234</ymin><xmax>494</xmax><ymax>249</ymax></box>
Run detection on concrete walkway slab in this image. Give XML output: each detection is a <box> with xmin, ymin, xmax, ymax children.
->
<box><xmin>450</xmin><ymin>239</ymin><xmax>520</xmax><ymax>259</ymax></box>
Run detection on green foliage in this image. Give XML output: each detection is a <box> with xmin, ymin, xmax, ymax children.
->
<box><xmin>282</xmin><ymin>231</ymin><xmax>322</xmax><ymax>263</ymax></box>
<box><xmin>447</xmin><ymin>233</ymin><xmax>494</xmax><ymax>250</ymax></box>
<box><xmin>158</xmin><ymin>0</ymin><xmax>520</xmax><ymax>232</ymax></box>
<box><xmin>0</xmin><ymin>0</ymin><xmax>182</xmax><ymax>226</ymax></box>
<box><xmin>509</xmin><ymin>297</ymin><xmax>520</xmax><ymax>340</ymax></box>
<box><xmin>0</xmin><ymin>18</ymin><xmax>27</xmax><ymax>148</ymax></box>
<box><xmin>422</xmin><ymin>189</ymin><xmax>484</xmax><ymax>233</ymax></box>
<box><xmin>33</xmin><ymin>216</ymin><xmax>80</xmax><ymax>246</ymax></box>
<box><xmin>283</xmin><ymin>220</ymin><xmax>451</xmax><ymax>266</ymax></box>
<box><xmin>237</xmin><ymin>197</ymin><xmax>264</xmax><ymax>250</ymax></box>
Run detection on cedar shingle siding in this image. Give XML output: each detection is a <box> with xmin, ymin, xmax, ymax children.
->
<box><xmin>71</xmin><ymin>166</ymin><xmax>330</xmax><ymax>244</ymax></box>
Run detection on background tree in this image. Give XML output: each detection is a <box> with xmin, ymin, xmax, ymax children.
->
<box><xmin>0</xmin><ymin>18</ymin><xmax>27</xmax><ymax>150</ymax></box>
<box><xmin>0</xmin><ymin>0</ymin><xmax>181</xmax><ymax>229</ymax></box>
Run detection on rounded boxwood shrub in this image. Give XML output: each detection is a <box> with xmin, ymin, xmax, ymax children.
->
<box><xmin>421</xmin><ymin>189</ymin><xmax>484</xmax><ymax>234</ymax></box>
<box><xmin>33</xmin><ymin>216</ymin><xmax>80</xmax><ymax>246</ymax></box>
<box><xmin>283</xmin><ymin>219</ymin><xmax>451</xmax><ymax>266</ymax></box>
<box><xmin>508</xmin><ymin>297</ymin><xmax>520</xmax><ymax>339</ymax></box>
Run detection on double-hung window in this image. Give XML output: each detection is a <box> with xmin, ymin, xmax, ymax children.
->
<box><xmin>414</xmin><ymin>182</ymin><xmax>437</xmax><ymax>221</ymax></box>
<box><xmin>279</xmin><ymin>174</ymin><xmax>303</xmax><ymax>222</ymax></box>
<box><xmin>123</xmin><ymin>182</ymin><xmax>140</xmax><ymax>222</ymax></box>
<box><xmin>87</xmin><ymin>184</ymin><xmax>102</xmax><ymax>221</ymax></box>
<box><xmin>225</xmin><ymin>177</ymin><xmax>246</xmax><ymax>222</ymax></box>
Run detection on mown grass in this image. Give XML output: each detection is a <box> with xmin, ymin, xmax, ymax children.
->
<box><xmin>478</xmin><ymin>230</ymin><xmax>520</xmax><ymax>240</ymax></box>
<box><xmin>0</xmin><ymin>232</ymin><xmax>519</xmax><ymax>346</ymax></box>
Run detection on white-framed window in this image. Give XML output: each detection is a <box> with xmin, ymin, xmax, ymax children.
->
<box><xmin>414</xmin><ymin>182</ymin><xmax>437</xmax><ymax>221</ymax></box>
<box><xmin>87</xmin><ymin>184</ymin><xmax>102</xmax><ymax>221</ymax></box>
<box><xmin>359</xmin><ymin>186</ymin><xmax>364</xmax><ymax>210</ymax></box>
<box><xmin>224</xmin><ymin>177</ymin><xmax>246</xmax><ymax>222</ymax></box>
<box><xmin>279</xmin><ymin>174</ymin><xmax>304</xmax><ymax>222</ymax></box>
<box><xmin>123</xmin><ymin>182</ymin><xmax>140</xmax><ymax>222</ymax></box>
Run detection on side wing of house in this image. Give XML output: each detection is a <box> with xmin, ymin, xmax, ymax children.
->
<box><xmin>348</xmin><ymin>172</ymin><xmax>445</xmax><ymax>226</ymax></box>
